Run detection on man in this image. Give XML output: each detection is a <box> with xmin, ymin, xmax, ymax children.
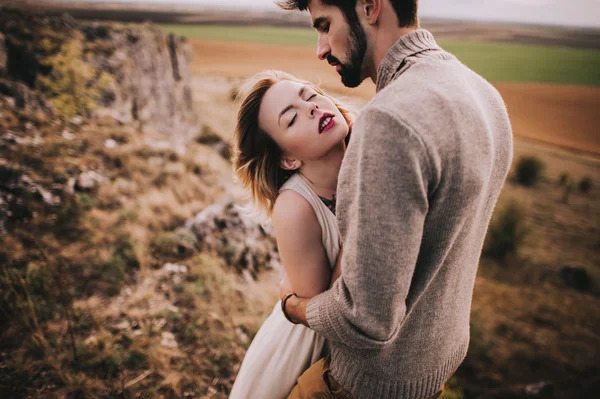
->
<box><xmin>277</xmin><ymin>1</ymin><xmax>513</xmax><ymax>398</ymax></box>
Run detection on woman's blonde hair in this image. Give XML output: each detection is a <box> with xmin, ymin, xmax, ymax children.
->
<box><xmin>232</xmin><ymin>70</ymin><xmax>353</xmax><ymax>217</ymax></box>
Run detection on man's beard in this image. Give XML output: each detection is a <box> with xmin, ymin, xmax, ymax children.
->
<box><xmin>328</xmin><ymin>20</ymin><xmax>368</xmax><ymax>88</ymax></box>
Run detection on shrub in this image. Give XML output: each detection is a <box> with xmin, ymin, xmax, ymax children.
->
<box><xmin>153</xmin><ymin>171</ymin><xmax>170</xmax><ymax>187</ymax></box>
<box><xmin>229</xmin><ymin>86</ymin><xmax>240</xmax><ymax>102</ymax></box>
<box><xmin>559</xmin><ymin>172</ymin><xmax>569</xmax><ymax>186</ymax></box>
<box><xmin>79</xmin><ymin>193</ymin><xmax>96</xmax><ymax>210</ymax></box>
<box><xmin>26</xmin><ymin>263</ymin><xmax>61</xmax><ymax>322</ymax></box>
<box><xmin>118</xmin><ymin>209</ymin><xmax>137</xmax><ymax>223</ymax></box>
<box><xmin>440</xmin><ymin>377</ymin><xmax>465</xmax><ymax>399</ymax></box>
<box><xmin>196</xmin><ymin>125</ymin><xmax>222</xmax><ymax>145</ymax></box>
<box><xmin>124</xmin><ymin>350</ymin><xmax>148</xmax><ymax>370</ymax></box>
<box><xmin>483</xmin><ymin>200</ymin><xmax>528</xmax><ymax>261</ymax></box>
<box><xmin>150</xmin><ymin>232</ymin><xmax>178</xmax><ymax>258</ymax></box>
<box><xmin>514</xmin><ymin>156</ymin><xmax>545</xmax><ymax>187</ymax></box>
<box><xmin>90</xmin><ymin>353</ymin><xmax>122</xmax><ymax>379</ymax></box>
<box><xmin>91</xmin><ymin>236</ymin><xmax>139</xmax><ymax>296</ymax></box>
<box><xmin>562</xmin><ymin>182</ymin><xmax>573</xmax><ymax>204</ymax></box>
<box><xmin>461</xmin><ymin>311</ymin><xmax>492</xmax><ymax>381</ymax></box>
<box><xmin>579</xmin><ymin>177</ymin><xmax>592</xmax><ymax>194</ymax></box>
<box><xmin>37</xmin><ymin>32</ymin><xmax>113</xmax><ymax>119</ymax></box>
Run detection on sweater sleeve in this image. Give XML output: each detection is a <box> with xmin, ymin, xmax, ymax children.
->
<box><xmin>305</xmin><ymin>107</ymin><xmax>432</xmax><ymax>349</ymax></box>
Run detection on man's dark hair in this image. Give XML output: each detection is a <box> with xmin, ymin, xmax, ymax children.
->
<box><xmin>277</xmin><ymin>0</ymin><xmax>418</xmax><ymax>28</ymax></box>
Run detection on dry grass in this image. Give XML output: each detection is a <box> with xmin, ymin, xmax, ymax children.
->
<box><xmin>0</xmin><ymin>110</ymin><xmax>280</xmax><ymax>397</ymax></box>
<box><xmin>455</xmin><ymin>138</ymin><xmax>600</xmax><ymax>397</ymax></box>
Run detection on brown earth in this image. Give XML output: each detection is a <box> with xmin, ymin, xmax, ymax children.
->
<box><xmin>190</xmin><ymin>39</ymin><xmax>600</xmax><ymax>155</ymax></box>
<box><xmin>496</xmin><ymin>83</ymin><xmax>600</xmax><ymax>155</ymax></box>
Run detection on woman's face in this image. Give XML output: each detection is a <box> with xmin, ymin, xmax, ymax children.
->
<box><xmin>258</xmin><ymin>80</ymin><xmax>348</xmax><ymax>163</ymax></box>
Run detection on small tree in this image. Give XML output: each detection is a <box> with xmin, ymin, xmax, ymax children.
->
<box><xmin>483</xmin><ymin>200</ymin><xmax>528</xmax><ymax>261</ymax></box>
<box><xmin>37</xmin><ymin>32</ymin><xmax>112</xmax><ymax>119</ymax></box>
<box><xmin>559</xmin><ymin>172</ymin><xmax>569</xmax><ymax>186</ymax></box>
<box><xmin>579</xmin><ymin>177</ymin><xmax>592</xmax><ymax>194</ymax></box>
<box><xmin>562</xmin><ymin>182</ymin><xmax>573</xmax><ymax>204</ymax></box>
<box><xmin>514</xmin><ymin>156</ymin><xmax>545</xmax><ymax>187</ymax></box>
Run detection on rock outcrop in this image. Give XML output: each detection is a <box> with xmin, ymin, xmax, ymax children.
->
<box><xmin>0</xmin><ymin>7</ymin><xmax>202</xmax><ymax>235</ymax></box>
<box><xmin>181</xmin><ymin>200</ymin><xmax>279</xmax><ymax>278</ymax></box>
<box><xmin>0</xmin><ymin>7</ymin><xmax>199</xmax><ymax>141</ymax></box>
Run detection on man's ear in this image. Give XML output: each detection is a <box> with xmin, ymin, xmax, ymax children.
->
<box><xmin>360</xmin><ymin>0</ymin><xmax>382</xmax><ymax>25</ymax></box>
<box><xmin>280</xmin><ymin>157</ymin><xmax>302</xmax><ymax>171</ymax></box>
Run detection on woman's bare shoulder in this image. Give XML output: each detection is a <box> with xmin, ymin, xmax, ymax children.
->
<box><xmin>272</xmin><ymin>190</ymin><xmax>330</xmax><ymax>297</ymax></box>
<box><xmin>272</xmin><ymin>190</ymin><xmax>319</xmax><ymax>233</ymax></box>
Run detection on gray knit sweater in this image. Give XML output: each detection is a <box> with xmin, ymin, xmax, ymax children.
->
<box><xmin>305</xmin><ymin>30</ymin><xmax>513</xmax><ymax>398</ymax></box>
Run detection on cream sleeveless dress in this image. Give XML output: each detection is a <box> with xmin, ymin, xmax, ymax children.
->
<box><xmin>229</xmin><ymin>173</ymin><xmax>341</xmax><ymax>399</ymax></box>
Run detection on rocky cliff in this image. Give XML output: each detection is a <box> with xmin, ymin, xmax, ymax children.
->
<box><xmin>0</xmin><ymin>7</ymin><xmax>199</xmax><ymax>141</ymax></box>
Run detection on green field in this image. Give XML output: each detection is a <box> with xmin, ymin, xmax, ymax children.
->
<box><xmin>161</xmin><ymin>24</ymin><xmax>600</xmax><ymax>86</ymax></box>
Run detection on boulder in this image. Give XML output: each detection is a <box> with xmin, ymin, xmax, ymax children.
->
<box><xmin>559</xmin><ymin>266</ymin><xmax>591</xmax><ymax>292</ymax></box>
<box><xmin>75</xmin><ymin>170</ymin><xmax>107</xmax><ymax>192</ymax></box>
<box><xmin>183</xmin><ymin>200</ymin><xmax>279</xmax><ymax>278</ymax></box>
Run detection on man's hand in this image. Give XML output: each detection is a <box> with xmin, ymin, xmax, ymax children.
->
<box><xmin>279</xmin><ymin>272</ymin><xmax>309</xmax><ymax>327</ymax></box>
<box><xmin>278</xmin><ymin>245</ymin><xmax>344</xmax><ymax>326</ymax></box>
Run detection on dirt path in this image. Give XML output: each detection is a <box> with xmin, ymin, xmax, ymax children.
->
<box><xmin>190</xmin><ymin>39</ymin><xmax>600</xmax><ymax>155</ymax></box>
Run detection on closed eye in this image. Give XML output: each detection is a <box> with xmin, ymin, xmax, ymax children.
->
<box><xmin>288</xmin><ymin>90</ymin><xmax>316</xmax><ymax>127</ymax></box>
<box><xmin>313</xmin><ymin>17</ymin><xmax>330</xmax><ymax>34</ymax></box>
<box><xmin>288</xmin><ymin>115</ymin><xmax>297</xmax><ymax>128</ymax></box>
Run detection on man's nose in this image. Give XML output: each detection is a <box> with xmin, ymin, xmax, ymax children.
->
<box><xmin>316</xmin><ymin>34</ymin><xmax>330</xmax><ymax>61</ymax></box>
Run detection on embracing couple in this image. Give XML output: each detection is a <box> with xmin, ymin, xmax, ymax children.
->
<box><xmin>229</xmin><ymin>1</ymin><xmax>513</xmax><ymax>398</ymax></box>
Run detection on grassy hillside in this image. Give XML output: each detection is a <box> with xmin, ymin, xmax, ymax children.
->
<box><xmin>0</xmin><ymin>110</ymin><xmax>274</xmax><ymax>396</ymax></box>
<box><xmin>161</xmin><ymin>24</ymin><xmax>600</xmax><ymax>86</ymax></box>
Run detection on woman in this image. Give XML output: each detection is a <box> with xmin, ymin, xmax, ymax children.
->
<box><xmin>229</xmin><ymin>70</ymin><xmax>352</xmax><ymax>398</ymax></box>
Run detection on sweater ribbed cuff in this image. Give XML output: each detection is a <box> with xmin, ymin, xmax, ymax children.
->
<box><xmin>306</xmin><ymin>289</ymin><xmax>341</xmax><ymax>339</ymax></box>
<box><xmin>307</xmin><ymin>286</ymin><xmax>363</xmax><ymax>347</ymax></box>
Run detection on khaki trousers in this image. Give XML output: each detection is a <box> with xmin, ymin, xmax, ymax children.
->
<box><xmin>287</xmin><ymin>355</ymin><xmax>444</xmax><ymax>399</ymax></box>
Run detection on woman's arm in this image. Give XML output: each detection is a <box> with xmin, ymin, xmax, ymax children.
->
<box><xmin>272</xmin><ymin>190</ymin><xmax>331</xmax><ymax>298</ymax></box>
<box><xmin>279</xmin><ymin>246</ymin><xmax>341</xmax><ymax>327</ymax></box>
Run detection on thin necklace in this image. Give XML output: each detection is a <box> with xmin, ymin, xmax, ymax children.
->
<box><xmin>299</xmin><ymin>172</ymin><xmax>337</xmax><ymax>215</ymax></box>
<box><xmin>318</xmin><ymin>193</ymin><xmax>336</xmax><ymax>215</ymax></box>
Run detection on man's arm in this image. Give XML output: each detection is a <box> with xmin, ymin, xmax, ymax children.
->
<box><xmin>301</xmin><ymin>107</ymin><xmax>433</xmax><ymax>349</ymax></box>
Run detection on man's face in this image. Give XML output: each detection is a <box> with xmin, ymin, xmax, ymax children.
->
<box><xmin>308</xmin><ymin>0</ymin><xmax>368</xmax><ymax>88</ymax></box>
